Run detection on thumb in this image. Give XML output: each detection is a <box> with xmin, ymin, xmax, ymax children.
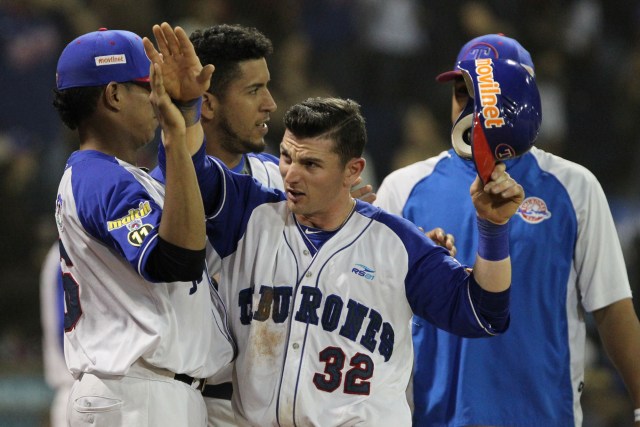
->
<box><xmin>197</xmin><ymin>64</ymin><xmax>215</xmax><ymax>89</ymax></box>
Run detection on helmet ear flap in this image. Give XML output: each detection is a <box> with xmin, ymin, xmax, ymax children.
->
<box><xmin>451</xmin><ymin>97</ymin><xmax>474</xmax><ymax>159</ymax></box>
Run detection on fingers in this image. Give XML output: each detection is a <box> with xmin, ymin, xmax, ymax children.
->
<box><xmin>143</xmin><ymin>37</ymin><xmax>161</xmax><ymax>64</ymax></box>
<box><xmin>424</xmin><ymin>227</ymin><xmax>457</xmax><ymax>257</ymax></box>
<box><xmin>151</xmin><ymin>22</ymin><xmax>183</xmax><ymax>61</ymax></box>
<box><xmin>359</xmin><ymin>192</ymin><xmax>377</xmax><ymax>204</ymax></box>
<box><xmin>149</xmin><ymin>62</ymin><xmax>168</xmax><ymax>114</ymax></box>
<box><xmin>198</xmin><ymin>64</ymin><xmax>215</xmax><ymax>89</ymax></box>
<box><xmin>150</xmin><ymin>62</ymin><xmax>164</xmax><ymax>96</ymax></box>
<box><xmin>350</xmin><ymin>184</ymin><xmax>376</xmax><ymax>203</ymax></box>
<box><xmin>350</xmin><ymin>184</ymin><xmax>372</xmax><ymax>198</ymax></box>
<box><xmin>483</xmin><ymin>163</ymin><xmax>521</xmax><ymax>198</ymax></box>
<box><xmin>159</xmin><ymin>22</ymin><xmax>181</xmax><ymax>57</ymax></box>
<box><xmin>151</xmin><ymin>25</ymin><xmax>168</xmax><ymax>57</ymax></box>
<box><xmin>174</xmin><ymin>26</ymin><xmax>194</xmax><ymax>56</ymax></box>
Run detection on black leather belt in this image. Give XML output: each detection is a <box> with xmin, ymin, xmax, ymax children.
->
<box><xmin>202</xmin><ymin>381</ymin><xmax>233</xmax><ymax>400</ymax></box>
<box><xmin>174</xmin><ymin>373</ymin><xmax>207</xmax><ymax>392</ymax></box>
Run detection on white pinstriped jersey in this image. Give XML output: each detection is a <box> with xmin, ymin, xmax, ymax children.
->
<box><xmin>243</xmin><ymin>152</ymin><xmax>285</xmax><ymax>191</ymax></box>
<box><xmin>376</xmin><ymin>147</ymin><xmax>632</xmax><ymax>427</ymax></box>
<box><xmin>204</xmin><ymin>153</ymin><xmax>284</xmax><ymax>390</ymax></box>
<box><xmin>40</xmin><ymin>242</ymin><xmax>74</xmax><ymax>390</ymax></box>
<box><xmin>201</xmin><ymin>153</ymin><xmax>284</xmax><ymax>288</ymax></box>
<box><xmin>55</xmin><ymin>150</ymin><xmax>234</xmax><ymax>379</ymax></box>
<box><xmin>194</xmin><ymin>154</ymin><xmax>511</xmax><ymax>427</ymax></box>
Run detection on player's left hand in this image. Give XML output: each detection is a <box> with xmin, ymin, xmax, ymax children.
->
<box><xmin>470</xmin><ymin>162</ymin><xmax>524</xmax><ymax>225</ymax></box>
<box><xmin>143</xmin><ymin>22</ymin><xmax>214</xmax><ymax>103</ymax></box>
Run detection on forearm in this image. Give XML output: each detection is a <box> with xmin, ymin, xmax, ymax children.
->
<box><xmin>594</xmin><ymin>299</ymin><xmax>640</xmax><ymax>409</ymax></box>
<box><xmin>472</xmin><ymin>256</ymin><xmax>511</xmax><ymax>292</ymax></box>
<box><xmin>159</xmin><ymin>129</ymin><xmax>206</xmax><ymax>250</ymax></box>
<box><xmin>472</xmin><ymin>216</ymin><xmax>511</xmax><ymax>292</ymax></box>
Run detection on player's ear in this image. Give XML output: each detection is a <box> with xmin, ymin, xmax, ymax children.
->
<box><xmin>344</xmin><ymin>157</ymin><xmax>365</xmax><ymax>187</ymax></box>
<box><xmin>102</xmin><ymin>82</ymin><xmax>123</xmax><ymax>111</ymax></box>
<box><xmin>201</xmin><ymin>92</ymin><xmax>217</xmax><ymax>121</ymax></box>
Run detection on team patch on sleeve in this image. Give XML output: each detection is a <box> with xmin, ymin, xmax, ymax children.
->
<box><xmin>107</xmin><ymin>201</ymin><xmax>155</xmax><ymax>246</ymax></box>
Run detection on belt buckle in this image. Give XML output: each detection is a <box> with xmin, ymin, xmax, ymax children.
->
<box><xmin>196</xmin><ymin>377</ymin><xmax>207</xmax><ymax>392</ymax></box>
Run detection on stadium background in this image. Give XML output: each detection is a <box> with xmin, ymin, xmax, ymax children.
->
<box><xmin>0</xmin><ymin>0</ymin><xmax>638</xmax><ymax>425</ymax></box>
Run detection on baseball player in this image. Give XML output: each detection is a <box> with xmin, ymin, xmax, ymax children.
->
<box><xmin>157</xmin><ymin>96</ymin><xmax>523</xmax><ymax>426</ymax></box>
<box><xmin>40</xmin><ymin>241</ymin><xmax>74</xmax><ymax>427</ymax></box>
<box><xmin>53</xmin><ymin>24</ymin><xmax>234</xmax><ymax>426</ymax></box>
<box><xmin>376</xmin><ymin>34</ymin><xmax>640</xmax><ymax>427</ymax></box>
<box><xmin>152</xmin><ymin>24</ymin><xmax>378</xmax><ymax>426</ymax></box>
<box><xmin>188</xmin><ymin>23</ymin><xmax>281</xmax><ymax>426</ymax></box>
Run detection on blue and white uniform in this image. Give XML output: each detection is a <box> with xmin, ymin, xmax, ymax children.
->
<box><xmin>181</xmin><ymin>148</ymin><xmax>511</xmax><ymax>427</ymax></box>
<box><xmin>40</xmin><ymin>242</ymin><xmax>74</xmax><ymax>427</ymax></box>
<box><xmin>55</xmin><ymin>150</ymin><xmax>235</xmax><ymax>426</ymax></box>
<box><xmin>192</xmin><ymin>152</ymin><xmax>284</xmax><ymax>280</ymax></box>
<box><xmin>200</xmin><ymin>152</ymin><xmax>283</xmax><ymax>427</ymax></box>
<box><xmin>376</xmin><ymin>147</ymin><xmax>632</xmax><ymax>427</ymax></box>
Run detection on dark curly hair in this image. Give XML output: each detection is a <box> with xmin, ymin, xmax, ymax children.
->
<box><xmin>52</xmin><ymin>86</ymin><xmax>104</xmax><ymax>130</ymax></box>
<box><xmin>190</xmin><ymin>24</ymin><xmax>273</xmax><ymax>98</ymax></box>
<box><xmin>284</xmin><ymin>97</ymin><xmax>367</xmax><ymax>165</ymax></box>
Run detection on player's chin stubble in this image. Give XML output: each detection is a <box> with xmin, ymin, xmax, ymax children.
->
<box><xmin>220</xmin><ymin>117</ymin><xmax>266</xmax><ymax>154</ymax></box>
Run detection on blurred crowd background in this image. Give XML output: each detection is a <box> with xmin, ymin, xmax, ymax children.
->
<box><xmin>1</xmin><ymin>0</ymin><xmax>639</xmax><ymax>426</ymax></box>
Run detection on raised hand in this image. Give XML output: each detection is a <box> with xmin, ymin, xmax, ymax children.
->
<box><xmin>148</xmin><ymin>62</ymin><xmax>185</xmax><ymax>145</ymax></box>
<box><xmin>143</xmin><ymin>22</ymin><xmax>214</xmax><ymax>103</ymax></box>
<box><xmin>470</xmin><ymin>162</ymin><xmax>524</xmax><ymax>225</ymax></box>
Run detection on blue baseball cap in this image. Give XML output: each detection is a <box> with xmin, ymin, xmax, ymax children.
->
<box><xmin>436</xmin><ymin>33</ymin><xmax>534</xmax><ymax>82</ymax></box>
<box><xmin>56</xmin><ymin>28</ymin><xmax>151</xmax><ymax>90</ymax></box>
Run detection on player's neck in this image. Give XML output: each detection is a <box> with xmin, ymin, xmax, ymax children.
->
<box><xmin>296</xmin><ymin>198</ymin><xmax>356</xmax><ymax>231</ymax></box>
<box><xmin>207</xmin><ymin>144</ymin><xmax>243</xmax><ymax>170</ymax></box>
<box><xmin>79</xmin><ymin>138</ymin><xmax>138</xmax><ymax>165</ymax></box>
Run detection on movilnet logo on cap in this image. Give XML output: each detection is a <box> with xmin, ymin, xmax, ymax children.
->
<box><xmin>95</xmin><ymin>54</ymin><xmax>127</xmax><ymax>66</ymax></box>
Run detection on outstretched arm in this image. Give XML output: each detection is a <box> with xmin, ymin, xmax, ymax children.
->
<box><xmin>470</xmin><ymin>162</ymin><xmax>524</xmax><ymax>292</ymax></box>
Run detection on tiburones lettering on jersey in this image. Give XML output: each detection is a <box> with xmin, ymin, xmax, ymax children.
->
<box><xmin>238</xmin><ymin>285</ymin><xmax>395</xmax><ymax>362</ymax></box>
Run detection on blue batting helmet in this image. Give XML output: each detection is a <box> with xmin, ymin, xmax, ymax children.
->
<box><xmin>455</xmin><ymin>58</ymin><xmax>542</xmax><ymax>184</ymax></box>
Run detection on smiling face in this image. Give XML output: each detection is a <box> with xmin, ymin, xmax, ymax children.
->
<box><xmin>204</xmin><ymin>58</ymin><xmax>277</xmax><ymax>166</ymax></box>
<box><xmin>279</xmin><ymin>129</ymin><xmax>363</xmax><ymax>229</ymax></box>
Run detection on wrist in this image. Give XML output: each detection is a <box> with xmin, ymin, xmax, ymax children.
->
<box><xmin>173</xmin><ymin>97</ymin><xmax>202</xmax><ymax>127</ymax></box>
<box><xmin>476</xmin><ymin>216</ymin><xmax>510</xmax><ymax>261</ymax></box>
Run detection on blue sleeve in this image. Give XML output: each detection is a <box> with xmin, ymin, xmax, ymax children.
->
<box><xmin>156</xmin><ymin>137</ymin><xmax>285</xmax><ymax>258</ymax></box>
<box><xmin>203</xmin><ymin>158</ymin><xmax>285</xmax><ymax>258</ymax></box>
<box><xmin>149</xmin><ymin>164</ymin><xmax>164</xmax><ymax>183</ymax></box>
<box><xmin>155</xmin><ymin>138</ymin><xmax>212</xmax><ymax>211</ymax></box>
<box><xmin>71</xmin><ymin>159</ymin><xmax>163</xmax><ymax>281</ymax></box>
<box><xmin>377</xmin><ymin>211</ymin><xmax>510</xmax><ymax>337</ymax></box>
